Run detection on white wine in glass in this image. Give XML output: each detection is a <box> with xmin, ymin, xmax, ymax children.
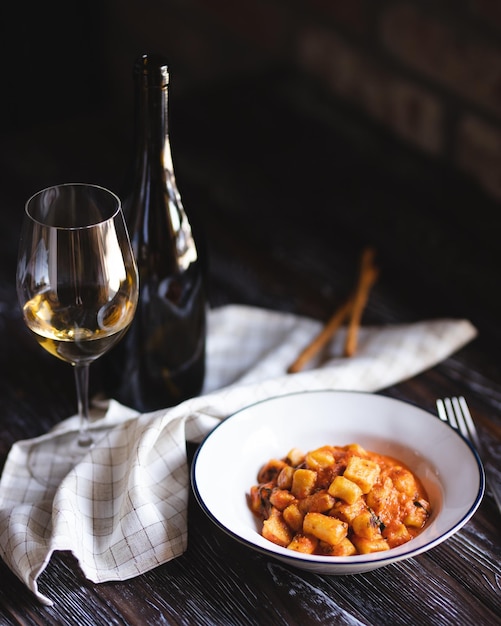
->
<box><xmin>16</xmin><ymin>183</ymin><xmax>139</xmax><ymax>482</ymax></box>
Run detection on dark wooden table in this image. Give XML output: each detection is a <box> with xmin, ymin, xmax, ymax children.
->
<box><xmin>0</xmin><ymin>71</ymin><xmax>500</xmax><ymax>625</ymax></box>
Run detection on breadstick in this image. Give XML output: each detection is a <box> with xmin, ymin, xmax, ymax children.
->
<box><xmin>287</xmin><ymin>296</ymin><xmax>354</xmax><ymax>373</ymax></box>
<box><xmin>287</xmin><ymin>247</ymin><xmax>378</xmax><ymax>373</ymax></box>
<box><xmin>344</xmin><ymin>248</ymin><xmax>379</xmax><ymax>357</ymax></box>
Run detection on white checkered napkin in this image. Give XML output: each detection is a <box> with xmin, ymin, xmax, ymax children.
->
<box><xmin>0</xmin><ymin>305</ymin><xmax>478</xmax><ymax>605</ymax></box>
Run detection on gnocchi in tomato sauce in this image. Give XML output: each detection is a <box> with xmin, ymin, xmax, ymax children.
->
<box><xmin>248</xmin><ymin>443</ymin><xmax>431</xmax><ymax>556</ymax></box>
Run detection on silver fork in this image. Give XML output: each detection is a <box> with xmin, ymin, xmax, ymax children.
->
<box><xmin>437</xmin><ymin>396</ymin><xmax>501</xmax><ymax>515</ymax></box>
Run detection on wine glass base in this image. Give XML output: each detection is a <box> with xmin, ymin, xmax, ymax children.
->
<box><xmin>27</xmin><ymin>429</ymin><xmax>100</xmax><ymax>489</ymax></box>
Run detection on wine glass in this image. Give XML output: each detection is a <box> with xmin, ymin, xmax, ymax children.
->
<box><xmin>16</xmin><ymin>183</ymin><xmax>138</xmax><ymax>481</ymax></box>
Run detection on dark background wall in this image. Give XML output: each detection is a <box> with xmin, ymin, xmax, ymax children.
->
<box><xmin>1</xmin><ymin>0</ymin><xmax>501</xmax><ymax>332</ymax></box>
<box><xmin>3</xmin><ymin>0</ymin><xmax>501</xmax><ymax>201</ymax></box>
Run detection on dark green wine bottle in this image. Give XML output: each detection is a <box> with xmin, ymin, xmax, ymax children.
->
<box><xmin>104</xmin><ymin>53</ymin><xmax>207</xmax><ymax>412</ymax></box>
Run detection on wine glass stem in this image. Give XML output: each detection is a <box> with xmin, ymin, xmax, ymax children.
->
<box><xmin>74</xmin><ymin>363</ymin><xmax>93</xmax><ymax>447</ymax></box>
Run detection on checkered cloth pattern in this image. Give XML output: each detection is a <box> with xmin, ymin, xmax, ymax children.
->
<box><xmin>0</xmin><ymin>305</ymin><xmax>477</xmax><ymax>605</ymax></box>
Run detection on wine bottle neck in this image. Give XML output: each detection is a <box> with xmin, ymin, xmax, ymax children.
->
<box><xmin>126</xmin><ymin>56</ymin><xmax>197</xmax><ymax>272</ymax></box>
<box><xmin>134</xmin><ymin>82</ymin><xmax>171</xmax><ymax>168</ymax></box>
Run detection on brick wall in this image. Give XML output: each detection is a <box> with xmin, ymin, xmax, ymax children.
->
<box><xmin>104</xmin><ymin>0</ymin><xmax>501</xmax><ymax>201</ymax></box>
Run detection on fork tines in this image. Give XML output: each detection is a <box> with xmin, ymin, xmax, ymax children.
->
<box><xmin>436</xmin><ymin>396</ymin><xmax>482</xmax><ymax>451</ymax></box>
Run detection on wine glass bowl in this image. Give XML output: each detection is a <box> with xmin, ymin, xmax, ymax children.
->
<box><xmin>16</xmin><ymin>183</ymin><xmax>138</xmax><ymax>473</ymax></box>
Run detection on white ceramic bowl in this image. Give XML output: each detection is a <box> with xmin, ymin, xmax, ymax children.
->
<box><xmin>191</xmin><ymin>390</ymin><xmax>485</xmax><ymax>575</ymax></box>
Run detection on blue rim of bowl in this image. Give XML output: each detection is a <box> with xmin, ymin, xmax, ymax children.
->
<box><xmin>190</xmin><ymin>390</ymin><xmax>486</xmax><ymax>570</ymax></box>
